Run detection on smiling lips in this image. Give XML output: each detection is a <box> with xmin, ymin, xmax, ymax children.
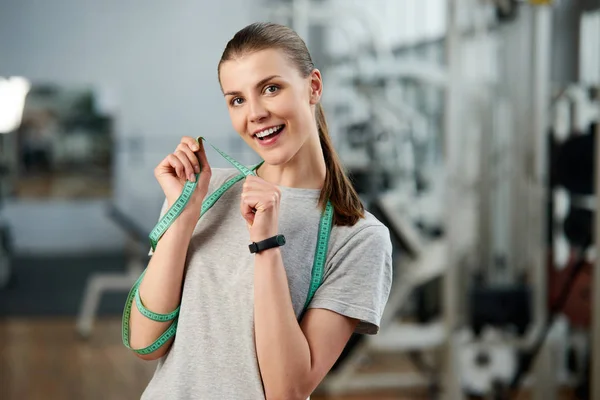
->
<box><xmin>254</xmin><ymin>124</ymin><xmax>284</xmax><ymax>139</ymax></box>
<box><xmin>253</xmin><ymin>124</ymin><xmax>285</xmax><ymax>147</ymax></box>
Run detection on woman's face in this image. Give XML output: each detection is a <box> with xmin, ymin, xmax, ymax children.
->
<box><xmin>219</xmin><ymin>49</ymin><xmax>322</xmax><ymax>166</ymax></box>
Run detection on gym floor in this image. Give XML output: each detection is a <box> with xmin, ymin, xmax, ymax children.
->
<box><xmin>0</xmin><ymin>318</ymin><xmax>576</xmax><ymax>400</ymax></box>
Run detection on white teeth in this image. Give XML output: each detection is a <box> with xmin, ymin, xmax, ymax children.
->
<box><xmin>256</xmin><ymin>125</ymin><xmax>283</xmax><ymax>138</ymax></box>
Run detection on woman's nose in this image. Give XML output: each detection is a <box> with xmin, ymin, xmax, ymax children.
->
<box><xmin>248</xmin><ymin>100</ymin><xmax>269</xmax><ymax>123</ymax></box>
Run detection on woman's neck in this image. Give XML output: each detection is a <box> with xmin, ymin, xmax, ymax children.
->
<box><xmin>257</xmin><ymin>136</ymin><xmax>326</xmax><ymax>189</ymax></box>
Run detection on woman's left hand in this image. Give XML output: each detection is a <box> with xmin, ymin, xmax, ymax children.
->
<box><xmin>240</xmin><ymin>175</ymin><xmax>281</xmax><ymax>243</ymax></box>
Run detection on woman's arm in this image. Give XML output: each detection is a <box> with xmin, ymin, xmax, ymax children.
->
<box><xmin>129</xmin><ymin>213</ymin><xmax>197</xmax><ymax>361</ymax></box>
<box><xmin>253</xmin><ymin>248</ymin><xmax>358</xmax><ymax>400</ymax></box>
<box><xmin>130</xmin><ymin>136</ymin><xmax>210</xmax><ymax>360</ymax></box>
<box><xmin>240</xmin><ymin>175</ymin><xmax>359</xmax><ymax>399</ymax></box>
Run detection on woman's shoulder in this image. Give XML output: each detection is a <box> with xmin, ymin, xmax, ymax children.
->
<box><xmin>335</xmin><ymin>210</ymin><xmax>391</xmax><ymax>237</ymax></box>
<box><xmin>330</xmin><ymin>211</ymin><xmax>392</xmax><ymax>257</ymax></box>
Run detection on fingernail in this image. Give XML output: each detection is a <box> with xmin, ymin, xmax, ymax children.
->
<box><xmin>189</xmin><ymin>173</ymin><xmax>196</xmax><ymax>182</ymax></box>
<box><xmin>194</xmin><ymin>165</ymin><xmax>200</xmax><ymax>173</ymax></box>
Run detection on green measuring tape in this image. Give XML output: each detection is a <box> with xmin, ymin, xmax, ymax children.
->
<box><xmin>122</xmin><ymin>136</ymin><xmax>333</xmax><ymax>355</ymax></box>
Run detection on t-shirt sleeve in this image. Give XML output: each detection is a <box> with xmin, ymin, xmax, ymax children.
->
<box><xmin>307</xmin><ymin>224</ymin><xmax>393</xmax><ymax>335</ymax></box>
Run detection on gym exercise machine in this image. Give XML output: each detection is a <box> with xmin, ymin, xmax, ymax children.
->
<box><xmin>546</xmin><ymin>83</ymin><xmax>599</xmax><ymax>398</ymax></box>
<box><xmin>76</xmin><ymin>204</ymin><xmax>149</xmax><ymax>337</ymax></box>
<box><xmin>316</xmin><ymin>192</ymin><xmax>449</xmax><ymax>395</ymax></box>
<box><xmin>0</xmin><ymin>136</ymin><xmax>13</xmax><ymax>289</ymax></box>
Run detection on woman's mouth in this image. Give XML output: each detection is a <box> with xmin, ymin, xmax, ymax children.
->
<box><xmin>254</xmin><ymin>125</ymin><xmax>285</xmax><ymax>146</ymax></box>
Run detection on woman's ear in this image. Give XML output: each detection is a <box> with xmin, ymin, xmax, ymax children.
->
<box><xmin>309</xmin><ymin>69</ymin><xmax>323</xmax><ymax>105</ymax></box>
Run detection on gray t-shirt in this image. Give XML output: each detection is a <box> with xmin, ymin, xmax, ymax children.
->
<box><xmin>140</xmin><ymin>168</ymin><xmax>393</xmax><ymax>400</ymax></box>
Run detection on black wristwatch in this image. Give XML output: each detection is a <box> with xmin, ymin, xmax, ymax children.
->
<box><xmin>248</xmin><ymin>234</ymin><xmax>286</xmax><ymax>254</ymax></box>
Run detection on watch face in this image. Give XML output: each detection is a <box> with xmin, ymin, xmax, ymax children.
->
<box><xmin>276</xmin><ymin>235</ymin><xmax>286</xmax><ymax>246</ymax></box>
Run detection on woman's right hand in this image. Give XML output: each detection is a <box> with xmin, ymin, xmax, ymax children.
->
<box><xmin>154</xmin><ymin>136</ymin><xmax>211</xmax><ymax>220</ymax></box>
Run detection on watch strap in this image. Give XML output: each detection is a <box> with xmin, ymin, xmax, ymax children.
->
<box><xmin>249</xmin><ymin>234</ymin><xmax>286</xmax><ymax>254</ymax></box>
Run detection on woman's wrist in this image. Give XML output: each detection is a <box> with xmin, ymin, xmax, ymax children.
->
<box><xmin>170</xmin><ymin>211</ymin><xmax>200</xmax><ymax>236</ymax></box>
<box><xmin>253</xmin><ymin>246</ymin><xmax>282</xmax><ymax>263</ymax></box>
<box><xmin>166</xmin><ymin>191</ymin><xmax>206</xmax><ymax>223</ymax></box>
<box><xmin>249</xmin><ymin>224</ymin><xmax>279</xmax><ymax>243</ymax></box>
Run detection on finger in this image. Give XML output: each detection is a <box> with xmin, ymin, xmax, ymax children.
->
<box><xmin>195</xmin><ymin>139</ymin><xmax>211</xmax><ymax>176</ymax></box>
<box><xmin>174</xmin><ymin>150</ymin><xmax>196</xmax><ymax>181</ymax></box>
<box><xmin>242</xmin><ymin>179</ymin><xmax>256</xmax><ymax>193</ymax></box>
<box><xmin>242</xmin><ymin>176</ymin><xmax>272</xmax><ymax>192</ymax></box>
<box><xmin>242</xmin><ymin>191</ymin><xmax>277</xmax><ymax>213</ymax></box>
<box><xmin>244</xmin><ymin>175</ymin><xmax>269</xmax><ymax>186</ymax></box>
<box><xmin>241</xmin><ymin>192</ymin><xmax>258</xmax><ymax>209</ymax></box>
<box><xmin>154</xmin><ymin>156</ymin><xmax>171</xmax><ymax>178</ymax></box>
<box><xmin>241</xmin><ymin>185</ymin><xmax>281</xmax><ymax>209</ymax></box>
<box><xmin>268</xmin><ymin>192</ymin><xmax>280</xmax><ymax>209</ymax></box>
<box><xmin>180</xmin><ymin>136</ymin><xmax>200</xmax><ymax>152</ymax></box>
<box><xmin>240</xmin><ymin>195</ymin><xmax>256</xmax><ymax>225</ymax></box>
<box><xmin>271</xmin><ymin>188</ymin><xmax>281</xmax><ymax>203</ymax></box>
<box><xmin>166</xmin><ymin>154</ymin><xmax>185</xmax><ymax>179</ymax></box>
<box><xmin>177</xmin><ymin>143</ymin><xmax>201</xmax><ymax>174</ymax></box>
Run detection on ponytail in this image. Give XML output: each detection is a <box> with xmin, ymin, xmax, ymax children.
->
<box><xmin>316</xmin><ymin>103</ymin><xmax>365</xmax><ymax>226</ymax></box>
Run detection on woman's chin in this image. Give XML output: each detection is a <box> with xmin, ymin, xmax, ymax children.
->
<box><xmin>259</xmin><ymin>151</ymin><xmax>293</xmax><ymax>166</ymax></box>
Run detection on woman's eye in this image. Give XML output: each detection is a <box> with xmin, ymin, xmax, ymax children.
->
<box><xmin>231</xmin><ymin>98</ymin><xmax>244</xmax><ymax>106</ymax></box>
<box><xmin>265</xmin><ymin>85</ymin><xmax>279</xmax><ymax>94</ymax></box>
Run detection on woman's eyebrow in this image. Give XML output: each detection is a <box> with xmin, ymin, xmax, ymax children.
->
<box><xmin>223</xmin><ymin>75</ymin><xmax>282</xmax><ymax>97</ymax></box>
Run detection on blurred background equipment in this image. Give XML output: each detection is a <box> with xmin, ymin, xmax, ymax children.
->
<box><xmin>1</xmin><ymin>0</ymin><xmax>600</xmax><ymax>399</ymax></box>
<box><xmin>13</xmin><ymin>83</ymin><xmax>114</xmax><ymax>199</ymax></box>
<box><xmin>0</xmin><ymin>76</ymin><xmax>30</xmax><ymax>288</ymax></box>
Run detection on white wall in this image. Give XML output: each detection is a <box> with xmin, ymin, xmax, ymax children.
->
<box><xmin>0</xmin><ymin>0</ymin><xmax>262</xmax><ymax>254</ymax></box>
<box><xmin>325</xmin><ymin>0</ymin><xmax>447</xmax><ymax>57</ymax></box>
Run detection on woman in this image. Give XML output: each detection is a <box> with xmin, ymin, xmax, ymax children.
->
<box><xmin>125</xmin><ymin>22</ymin><xmax>393</xmax><ymax>400</ymax></box>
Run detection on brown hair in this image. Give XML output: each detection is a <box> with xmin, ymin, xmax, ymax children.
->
<box><xmin>218</xmin><ymin>22</ymin><xmax>364</xmax><ymax>226</ymax></box>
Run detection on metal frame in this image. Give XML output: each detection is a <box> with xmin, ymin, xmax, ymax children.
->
<box><xmin>530</xmin><ymin>5</ymin><xmax>554</xmax><ymax>400</ymax></box>
<box><xmin>441</xmin><ymin>1</ymin><xmax>466</xmax><ymax>398</ymax></box>
<box><xmin>580</xmin><ymin>10</ymin><xmax>600</xmax><ymax>396</ymax></box>
<box><xmin>592</xmin><ymin>84</ymin><xmax>600</xmax><ymax>400</ymax></box>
